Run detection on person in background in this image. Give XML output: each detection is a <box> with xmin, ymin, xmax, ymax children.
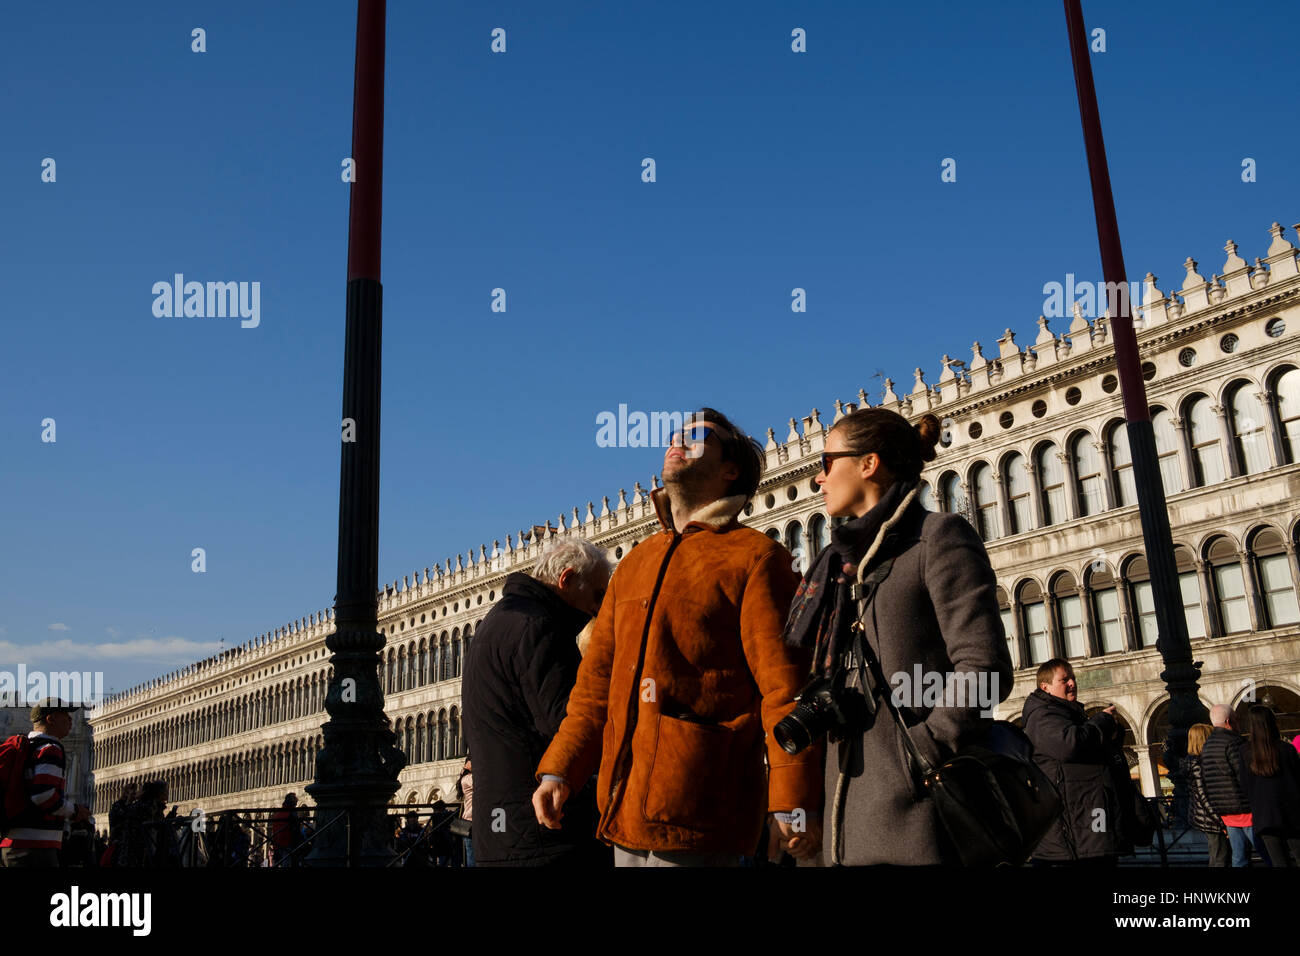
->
<box><xmin>0</xmin><ymin>699</ymin><xmax>91</xmax><ymax>868</ymax></box>
<box><xmin>1244</xmin><ymin>705</ymin><xmax>1300</xmax><ymax>867</ymax></box>
<box><xmin>1184</xmin><ymin>722</ymin><xmax>1230</xmax><ymax>866</ymax></box>
<box><xmin>1202</xmin><ymin>704</ymin><xmax>1267</xmax><ymax>866</ymax></box>
<box><xmin>465</xmin><ymin>537</ymin><xmax>612</xmax><ymax>866</ymax></box>
<box><xmin>456</xmin><ymin>757</ymin><xmax>474</xmax><ymax>867</ymax></box>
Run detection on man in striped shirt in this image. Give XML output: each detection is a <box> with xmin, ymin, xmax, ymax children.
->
<box><xmin>1</xmin><ymin>699</ymin><xmax>90</xmax><ymax>867</ymax></box>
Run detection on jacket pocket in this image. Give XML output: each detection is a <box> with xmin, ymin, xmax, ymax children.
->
<box><xmin>642</xmin><ymin>712</ymin><xmax>740</xmax><ymax>827</ymax></box>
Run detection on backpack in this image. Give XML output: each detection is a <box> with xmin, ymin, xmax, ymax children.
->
<box><xmin>0</xmin><ymin>734</ymin><xmax>33</xmax><ymax>833</ymax></box>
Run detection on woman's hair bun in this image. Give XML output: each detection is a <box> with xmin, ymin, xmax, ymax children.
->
<box><xmin>915</xmin><ymin>413</ymin><xmax>942</xmax><ymax>462</ymax></box>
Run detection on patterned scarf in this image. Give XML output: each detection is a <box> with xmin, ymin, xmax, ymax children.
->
<box><xmin>782</xmin><ymin>478</ymin><xmax>914</xmax><ymax>676</ymax></box>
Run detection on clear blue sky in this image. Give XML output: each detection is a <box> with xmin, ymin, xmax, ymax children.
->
<box><xmin>2</xmin><ymin>1</ymin><xmax>1296</xmax><ymax>695</ymax></box>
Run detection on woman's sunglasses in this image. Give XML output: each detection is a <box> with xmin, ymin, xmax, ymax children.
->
<box><xmin>820</xmin><ymin>450</ymin><xmax>864</xmax><ymax>474</ymax></box>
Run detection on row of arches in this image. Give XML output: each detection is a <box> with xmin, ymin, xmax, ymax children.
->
<box><xmin>392</xmin><ymin>707</ymin><xmax>465</xmax><ymax>765</ymax></box>
<box><xmin>382</xmin><ymin>626</ymin><xmax>472</xmax><ymax>694</ymax></box>
<box><xmin>928</xmin><ymin>368</ymin><xmax>1300</xmax><ymax>541</ymax></box>
<box><xmin>98</xmin><ymin>671</ymin><xmax>334</xmax><ymax>767</ymax></box>
<box><xmin>997</xmin><ymin>525</ymin><xmax>1300</xmax><ymax>669</ymax></box>
<box><xmin>95</xmin><ymin>735</ymin><xmax>323</xmax><ymax>812</ymax></box>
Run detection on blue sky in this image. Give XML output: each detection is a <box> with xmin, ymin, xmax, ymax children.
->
<box><xmin>1</xmin><ymin>0</ymin><xmax>1296</xmax><ymax>695</ymax></box>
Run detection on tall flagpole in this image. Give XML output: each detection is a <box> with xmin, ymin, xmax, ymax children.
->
<box><xmin>1062</xmin><ymin>0</ymin><xmax>1208</xmax><ymax>817</ymax></box>
<box><xmin>306</xmin><ymin>0</ymin><xmax>403</xmax><ymax>866</ymax></box>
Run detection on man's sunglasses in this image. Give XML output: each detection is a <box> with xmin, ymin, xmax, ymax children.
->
<box><xmin>668</xmin><ymin>424</ymin><xmax>715</xmax><ymax>447</ymax></box>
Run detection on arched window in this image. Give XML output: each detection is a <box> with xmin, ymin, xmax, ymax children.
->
<box><xmin>1274</xmin><ymin>367</ymin><xmax>1300</xmax><ymax>464</ymax></box>
<box><xmin>429</xmin><ymin>641</ymin><xmax>440</xmax><ymax>684</ymax></box>
<box><xmin>1124</xmin><ymin>556</ymin><xmax>1158</xmax><ymax>648</ymax></box>
<box><xmin>436</xmin><ymin>710</ymin><xmax>448</xmax><ymax>762</ymax></box>
<box><xmin>414</xmin><ymin>717</ymin><xmax>425</xmax><ymax>765</ymax></box>
<box><xmin>1071</xmin><ymin>432</ymin><xmax>1104</xmax><ymax>517</ymax></box>
<box><xmin>452</xmin><ymin>629</ymin><xmax>463</xmax><ymax>679</ymax></box>
<box><xmin>808</xmin><ymin>513</ymin><xmax>830</xmax><ymax>559</ymax></box>
<box><xmin>1052</xmin><ymin>572</ymin><xmax>1086</xmax><ymax>659</ymax></box>
<box><xmin>1151</xmin><ymin>407</ymin><xmax>1184</xmax><ymax>494</ymax></box>
<box><xmin>1175</xmin><ymin>545</ymin><xmax>1206</xmax><ymax>640</ymax></box>
<box><xmin>1036</xmin><ymin>443</ymin><xmax>1065</xmax><ymax>525</ymax></box>
<box><xmin>1187</xmin><ymin>396</ymin><xmax>1225</xmax><ymax>486</ymax></box>
<box><xmin>784</xmin><ymin>521</ymin><xmax>804</xmax><ymax>562</ymax></box>
<box><xmin>1108</xmin><ymin>422</ymin><xmax>1136</xmax><ymax>507</ymax></box>
<box><xmin>1227</xmin><ymin>382</ymin><xmax>1269</xmax><ymax>475</ymax></box>
<box><xmin>765</xmin><ymin>528</ymin><xmax>780</xmax><ymax>541</ymax></box>
<box><xmin>440</xmin><ymin>635</ymin><xmax>451</xmax><ymax>681</ymax></box>
<box><xmin>449</xmin><ymin>707</ymin><xmax>461</xmax><ymax>758</ymax></box>
<box><xmin>1003</xmin><ymin>453</ymin><xmax>1031</xmax><ymax>534</ymax></box>
<box><xmin>419</xmin><ymin>640</ymin><xmax>429</xmax><ymax>685</ymax></box>
<box><xmin>1018</xmin><ymin>581</ymin><xmax>1050</xmax><ymax>664</ymax></box>
<box><xmin>972</xmin><ymin>463</ymin><xmax>1001</xmax><ymax>541</ymax></box>
<box><xmin>1252</xmin><ymin>529</ymin><xmax>1300</xmax><ymax>628</ymax></box>
<box><xmin>918</xmin><ymin>481</ymin><xmax>936</xmax><ymax>512</ymax></box>
<box><xmin>1207</xmin><ymin>537</ymin><xmax>1250</xmax><ymax>635</ymax></box>
<box><xmin>940</xmin><ymin>472</ymin><xmax>966</xmax><ymax>518</ymax></box>
<box><xmin>1088</xmin><ymin>565</ymin><xmax>1124</xmax><ymax>654</ymax></box>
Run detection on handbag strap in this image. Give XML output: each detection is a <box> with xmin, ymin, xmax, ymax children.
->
<box><xmin>850</xmin><ymin>557</ymin><xmax>937</xmax><ymax>781</ymax></box>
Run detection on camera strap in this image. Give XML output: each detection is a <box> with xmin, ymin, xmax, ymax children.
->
<box><xmin>850</xmin><ymin>556</ymin><xmax>939</xmax><ymax>783</ymax></box>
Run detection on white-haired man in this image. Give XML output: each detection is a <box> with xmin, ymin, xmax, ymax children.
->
<box><xmin>462</xmin><ymin>537</ymin><xmax>613</xmax><ymax>866</ymax></box>
<box><xmin>1202</xmin><ymin>703</ymin><xmax>1266</xmax><ymax>866</ymax></box>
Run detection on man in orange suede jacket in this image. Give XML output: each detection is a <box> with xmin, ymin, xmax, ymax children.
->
<box><xmin>532</xmin><ymin>408</ymin><xmax>823</xmax><ymax>866</ymax></box>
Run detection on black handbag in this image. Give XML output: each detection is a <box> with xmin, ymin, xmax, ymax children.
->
<box><xmin>852</xmin><ymin>559</ymin><xmax>1062</xmax><ymax>867</ymax></box>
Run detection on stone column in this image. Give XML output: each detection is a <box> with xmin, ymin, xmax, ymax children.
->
<box><xmin>1025</xmin><ymin>460</ymin><xmax>1044</xmax><ymax>532</ymax></box>
<box><xmin>1057</xmin><ymin>451</ymin><xmax>1077</xmax><ymax>521</ymax></box>
<box><xmin>992</xmin><ymin>470</ymin><xmax>1011</xmax><ymax>537</ymax></box>
<box><xmin>1239</xmin><ymin>548</ymin><xmax>1265</xmax><ymax>632</ymax></box>
<box><xmin>1080</xmin><ymin>582</ymin><xmax>1099</xmax><ymax>657</ymax></box>
<box><xmin>1170</xmin><ymin>416</ymin><xmax>1195</xmax><ymax>491</ymax></box>
<box><xmin>1094</xmin><ymin>440</ymin><xmax>1116</xmax><ymax>511</ymax></box>
<box><xmin>1008</xmin><ymin>596</ymin><xmax>1026</xmax><ymax>670</ymax></box>
<box><xmin>1256</xmin><ymin>389</ymin><xmax>1284</xmax><ymax>469</ymax></box>
<box><xmin>1196</xmin><ymin>559</ymin><xmax>1220</xmax><ymax>639</ymax></box>
<box><xmin>1116</xmin><ymin>579</ymin><xmax>1138</xmax><ymax>652</ymax></box>
<box><xmin>1212</xmin><ymin>403</ymin><xmax>1237</xmax><ymax>479</ymax></box>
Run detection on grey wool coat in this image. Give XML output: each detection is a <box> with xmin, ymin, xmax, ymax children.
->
<box><xmin>806</xmin><ymin>489</ymin><xmax>1014</xmax><ymax>866</ymax></box>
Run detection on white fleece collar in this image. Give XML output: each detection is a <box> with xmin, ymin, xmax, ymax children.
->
<box><xmin>855</xmin><ymin>485</ymin><xmax>921</xmax><ymax>582</ymax></box>
<box><xmin>651</xmin><ymin>486</ymin><xmax>747</xmax><ymax>533</ymax></box>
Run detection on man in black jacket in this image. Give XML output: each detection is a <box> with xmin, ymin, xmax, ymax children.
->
<box><xmin>1202</xmin><ymin>703</ymin><xmax>1263</xmax><ymax>866</ymax></box>
<box><xmin>462</xmin><ymin>538</ymin><xmax>612</xmax><ymax>866</ymax></box>
<box><xmin>1022</xmin><ymin>659</ymin><xmax>1128</xmax><ymax>865</ymax></box>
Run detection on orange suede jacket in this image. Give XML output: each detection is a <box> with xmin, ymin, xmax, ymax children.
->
<box><xmin>537</xmin><ymin>488</ymin><xmax>824</xmax><ymax>854</ymax></box>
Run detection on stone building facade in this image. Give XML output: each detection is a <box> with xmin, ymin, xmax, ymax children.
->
<box><xmin>89</xmin><ymin>218</ymin><xmax>1300</xmax><ymax>820</ymax></box>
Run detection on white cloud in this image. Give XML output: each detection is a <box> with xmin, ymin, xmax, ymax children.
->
<box><xmin>48</xmin><ymin>623</ymin><xmax>70</xmax><ymax>632</ymax></box>
<box><xmin>105</xmin><ymin>627</ymin><xmax>121</xmax><ymax>639</ymax></box>
<box><xmin>0</xmin><ymin>636</ymin><xmax>220</xmax><ymax>667</ymax></box>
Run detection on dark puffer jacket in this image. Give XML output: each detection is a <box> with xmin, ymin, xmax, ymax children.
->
<box><xmin>1021</xmin><ymin>689</ymin><xmax>1128</xmax><ymax>860</ymax></box>
<box><xmin>1183</xmin><ymin>754</ymin><xmax>1225</xmax><ymax>834</ymax></box>
<box><xmin>1201</xmin><ymin>728</ymin><xmax>1250</xmax><ymax>816</ymax></box>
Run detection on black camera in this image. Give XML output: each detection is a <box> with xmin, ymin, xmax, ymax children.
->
<box><xmin>774</xmin><ymin>667</ymin><xmax>874</xmax><ymax>755</ymax></box>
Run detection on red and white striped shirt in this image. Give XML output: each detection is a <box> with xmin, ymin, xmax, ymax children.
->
<box><xmin>0</xmin><ymin>732</ymin><xmax>75</xmax><ymax>850</ymax></box>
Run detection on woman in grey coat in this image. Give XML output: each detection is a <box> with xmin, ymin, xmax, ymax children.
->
<box><xmin>782</xmin><ymin>407</ymin><xmax>1013</xmax><ymax>865</ymax></box>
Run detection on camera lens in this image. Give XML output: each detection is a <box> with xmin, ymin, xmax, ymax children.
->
<box><xmin>774</xmin><ymin>703</ymin><xmax>818</xmax><ymax>755</ymax></box>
